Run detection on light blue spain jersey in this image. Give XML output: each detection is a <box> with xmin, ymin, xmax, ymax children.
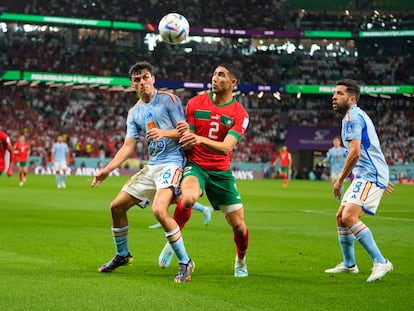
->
<box><xmin>341</xmin><ymin>105</ymin><xmax>389</xmax><ymax>188</ymax></box>
<box><xmin>326</xmin><ymin>147</ymin><xmax>347</xmax><ymax>173</ymax></box>
<box><xmin>126</xmin><ymin>90</ymin><xmax>186</xmax><ymax>166</ymax></box>
<box><xmin>51</xmin><ymin>142</ymin><xmax>69</xmax><ymax>162</ymax></box>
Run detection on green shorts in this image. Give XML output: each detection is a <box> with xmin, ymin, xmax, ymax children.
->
<box><xmin>280</xmin><ymin>166</ymin><xmax>289</xmax><ymax>174</ymax></box>
<box><xmin>17</xmin><ymin>161</ymin><xmax>28</xmax><ymax>167</ymax></box>
<box><xmin>183</xmin><ymin>162</ymin><xmax>242</xmax><ymax>210</ymax></box>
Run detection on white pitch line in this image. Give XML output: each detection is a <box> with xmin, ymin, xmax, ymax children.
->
<box><xmin>302</xmin><ymin>210</ymin><xmax>414</xmax><ymax>222</ymax></box>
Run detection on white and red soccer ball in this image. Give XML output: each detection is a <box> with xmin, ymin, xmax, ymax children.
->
<box><xmin>158</xmin><ymin>13</ymin><xmax>190</xmax><ymax>45</ymax></box>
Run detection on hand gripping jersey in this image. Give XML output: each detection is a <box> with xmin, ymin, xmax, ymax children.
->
<box><xmin>126</xmin><ymin>90</ymin><xmax>186</xmax><ymax>167</ymax></box>
<box><xmin>341</xmin><ymin>105</ymin><xmax>389</xmax><ymax>188</ymax></box>
<box><xmin>186</xmin><ymin>92</ymin><xmax>249</xmax><ymax>171</ymax></box>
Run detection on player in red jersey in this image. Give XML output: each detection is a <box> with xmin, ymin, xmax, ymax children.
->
<box><xmin>158</xmin><ymin>63</ymin><xmax>250</xmax><ymax>277</ymax></box>
<box><xmin>13</xmin><ymin>135</ymin><xmax>31</xmax><ymax>186</ymax></box>
<box><xmin>272</xmin><ymin>145</ymin><xmax>292</xmax><ymax>187</ymax></box>
<box><xmin>0</xmin><ymin>130</ymin><xmax>14</xmax><ymax>177</ymax></box>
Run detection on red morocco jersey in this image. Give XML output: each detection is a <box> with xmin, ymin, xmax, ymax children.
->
<box><xmin>14</xmin><ymin>142</ymin><xmax>30</xmax><ymax>162</ymax></box>
<box><xmin>279</xmin><ymin>151</ymin><xmax>291</xmax><ymax>167</ymax></box>
<box><xmin>0</xmin><ymin>131</ymin><xmax>12</xmax><ymax>165</ymax></box>
<box><xmin>186</xmin><ymin>92</ymin><xmax>249</xmax><ymax>171</ymax></box>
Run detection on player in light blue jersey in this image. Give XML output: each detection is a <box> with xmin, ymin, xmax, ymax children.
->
<box><xmin>325</xmin><ymin>136</ymin><xmax>347</xmax><ymax>182</ymax></box>
<box><xmin>51</xmin><ymin>135</ymin><xmax>69</xmax><ymax>189</ymax></box>
<box><xmin>91</xmin><ymin>61</ymin><xmax>194</xmax><ymax>283</ymax></box>
<box><xmin>325</xmin><ymin>79</ymin><xmax>394</xmax><ymax>282</ymax></box>
<box><xmin>323</xmin><ymin>136</ymin><xmax>347</xmax><ymax>194</ymax></box>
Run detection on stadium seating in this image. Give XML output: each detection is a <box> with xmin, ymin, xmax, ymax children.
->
<box><xmin>2</xmin><ymin>0</ymin><xmax>414</xmax><ymax>30</ymax></box>
<box><xmin>1</xmin><ymin>31</ymin><xmax>413</xmax><ymax>85</ymax></box>
<box><xmin>0</xmin><ymin>1</ymin><xmax>413</xmax><ymax>168</ymax></box>
<box><xmin>1</xmin><ymin>83</ymin><xmax>412</xmax><ymax>165</ymax></box>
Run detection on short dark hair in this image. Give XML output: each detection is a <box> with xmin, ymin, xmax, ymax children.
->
<box><xmin>218</xmin><ymin>63</ymin><xmax>242</xmax><ymax>82</ymax></box>
<box><xmin>128</xmin><ymin>61</ymin><xmax>153</xmax><ymax>79</ymax></box>
<box><xmin>336</xmin><ymin>79</ymin><xmax>360</xmax><ymax>102</ymax></box>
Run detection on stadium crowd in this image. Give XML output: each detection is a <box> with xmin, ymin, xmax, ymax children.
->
<box><xmin>1</xmin><ymin>30</ymin><xmax>414</xmax><ymax>86</ymax></box>
<box><xmin>2</xmin><ymin>0</ymin><xmax>414</xmax><ymax>30</ymax></box>
<box><xmin>1</xmin><ymin>83</ymin><xmax>413</xmax><ymax>166</ymax></box>
<box><xmin>1</xmin><ymin>0</ymin><xmax>287</xmax><ymax>29</ymax></box>
<box><xmin>2</xmin><ymin>0</ymin><xmax>414</xmax><ymax>85</ymax></box>
<box><xmin>0</xmin><ymin>1</ymin><xmax>413</xmax><ymax>169</ymax></box>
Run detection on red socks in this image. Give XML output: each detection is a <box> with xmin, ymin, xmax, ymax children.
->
<box><xmin>173</xmin><ymin>199</ymin><xmax>192</xmax><ymax>230</ymax></box>
<box><xmin>234</xmin><ymin>228</ymin><xmax>249</xmax><ymax>259</ymax></box>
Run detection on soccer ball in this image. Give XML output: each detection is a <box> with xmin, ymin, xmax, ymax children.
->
<box><xmin>158</xmin><ymin>13</ymin><xmax>190</xmax><ymax>45</ymax></box>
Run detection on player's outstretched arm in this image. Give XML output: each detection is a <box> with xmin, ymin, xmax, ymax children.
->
<box><xmin>91</xmin><ymin>169</ymin><xmax>110</xmax><ymax>188</ymax></box>
<box><xmin>384</xmin><ymin>182</ymin><xmax>394</xmax><ymax>196</ymax></box>
<box><xmin>91</xmin><ymin>137</ymin><xmax>136</xmax><ymax>188</ymax></box>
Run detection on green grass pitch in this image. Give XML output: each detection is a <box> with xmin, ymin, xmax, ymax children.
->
<box><xmin>0</xmin><ymin>174</ymin><xmax>413</xmax><ymax>310</ymax></box>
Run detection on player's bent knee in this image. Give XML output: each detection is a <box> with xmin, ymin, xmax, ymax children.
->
<box><xmin>181</xmin><ymin>196</ymin><xmax>198</xmax><ymax>209</ymax></box>
<box><xmin>110</xmin><ymin>200</ymin><xmax>127</xmax><ymax>215</ymax></box>
<box><xmin>152</xmin><ymin>208</ymin><xmax>169</xmax><ymax>221</ymax></box>
<box><xmin>335</xmin><ymin>213</ymin><xmax>342</xmax><ymax>223</ymax></box>
<box><xmin>343</xmin><ymin>219</ymin><xmax>356</xmax><ymax>228</ymax></box>
<box><xmin>340</xmin><ymin>214</ymin><xmax>358</xmax><ymax>228</ymax></box>
<box><xmin>232</xmin><ymin>222</ymin><xmax>246</xmax><ymax>236</ymax></box>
